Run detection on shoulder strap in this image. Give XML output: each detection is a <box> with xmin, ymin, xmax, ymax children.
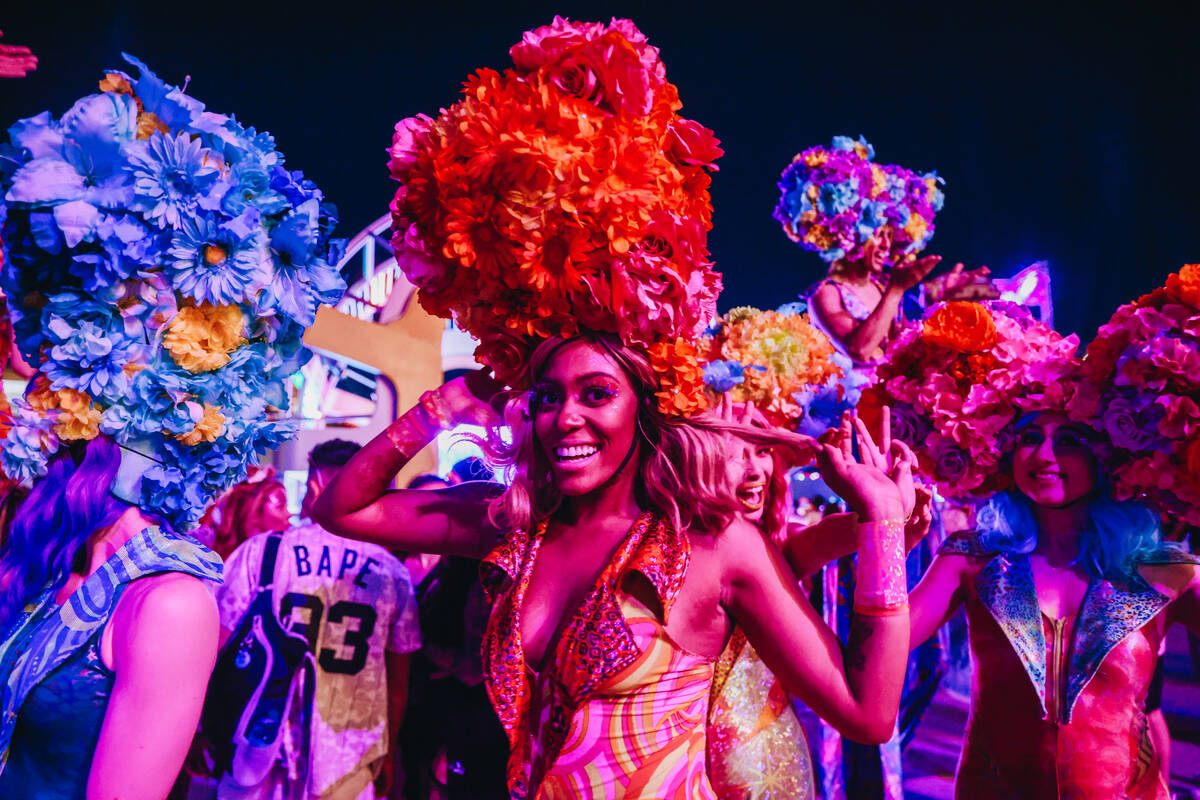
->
<box><xmin>257</xmin><ymin>532</ymin><xmax>284</xmax><ymax>590</ymax></box>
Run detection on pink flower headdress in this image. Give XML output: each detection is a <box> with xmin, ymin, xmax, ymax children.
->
<box><xmin>1072</xmin><ymin>264</ymin><xmax>1200</xmax><ymax>524</ymax></box>
<box><xmin>859</xmin><ymin>301</ymin><xmax>1080</xmax><ymax>498</ymax></box>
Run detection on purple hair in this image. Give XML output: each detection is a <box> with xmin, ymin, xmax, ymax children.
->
<box><xmin>0</xmin><ymin>436</ymin><xmax>128</xmax><ymax>630</ymax></box>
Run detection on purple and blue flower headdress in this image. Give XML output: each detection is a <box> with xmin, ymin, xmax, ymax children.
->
<box><xmin>0</xmin><ymin>55</ymin><xmax>345</xmax><ymax>528</ymax></box>
<box><xmin>773</xmin><ymin>135</ymin><xmax>944</xmax><ymax>265</ymax></box>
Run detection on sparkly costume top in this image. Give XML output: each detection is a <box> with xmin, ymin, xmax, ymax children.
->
<box><xmin>481</xmin><ymin>512</ymin><xmax>717</xmax><ymax>799</ymax></box>
<box><xmin>938</xmin><ymin>531</ymin><xmax>1199</xmax><ymax>799</ymax></box>
<box><xmin>707</xmin><ymin>629</ymin><xmax>814</xmax><ymax>800</ymax></box>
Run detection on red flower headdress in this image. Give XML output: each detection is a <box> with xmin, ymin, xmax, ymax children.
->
<box><xmin>387</xmin><ymin>17</ymin><xmax>723</xmax><ymax>415</ymax></box>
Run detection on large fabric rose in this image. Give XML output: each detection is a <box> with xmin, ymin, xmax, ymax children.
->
<box><xmin>922</xmin><ymin>301</ymin><xmax>999</xmax><ymax>353</ymax></box>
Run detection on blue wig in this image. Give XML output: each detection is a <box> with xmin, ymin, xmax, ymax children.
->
<box><xmin>0</xmin><ymin>436</ymin><xmax>129</xmax><ymax>630</ymax></box>
<box><xmin>976</xmin><ymin>488</ymin><xmax>1164</xmax><ymax>581</ymax></box>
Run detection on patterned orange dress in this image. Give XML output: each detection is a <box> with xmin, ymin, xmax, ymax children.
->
<box><xmin>481</xmin><ymin>513</ymin><xmax>718</xmax><ymax>799</ymax></box>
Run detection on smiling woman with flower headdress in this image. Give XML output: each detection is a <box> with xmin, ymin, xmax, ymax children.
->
<box><xmin>0</xmin><ymin>56</ymin><xmax>343</xmax><ymax>799</ymax></box>
<box><xmin>874</xmin><ymin>294</ymin><xmax>1200</xmax><ymax>799</ymax></box>
<box><xmin>313</xmin><ymin>18</ymin><xmax>916</xmax><ymax>800</ymax></box>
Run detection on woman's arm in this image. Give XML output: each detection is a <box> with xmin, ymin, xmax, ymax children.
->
<box><xmin>723</xmin><ymin>514</ymin><xmax>907</xmax><ymax>743</ymax></box>
<box><xmin>811</xmin><ymin>282</ymin><xmax>902</xmax><ymax>363</ymax></box>
<box><xmin>725</xmin><ymin>414</ymin><xmax>912</xmax><ymax>743</ymax></box>
<box><xmin>88</xmin><ymin>573</ymin><xmax>219</xmax><ymax>800</ymax></box>
<box><xmin>908</xmin><ymin>552</ymin><xmax>971</xmax><ymax>649</ymax></box>
<box><xmin>312</xmin><ymin>374</ymin><xmax>505</xmax><ymax>559</ymax></box>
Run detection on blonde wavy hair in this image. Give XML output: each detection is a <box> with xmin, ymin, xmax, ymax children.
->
<box><xmin>481</xmin><ymin>334</ymin><xmax>811</xmax><ymax>536</ymax></box>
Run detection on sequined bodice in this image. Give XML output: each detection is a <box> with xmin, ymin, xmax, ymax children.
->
<box><xmin>481</xmin><ymin>513</ymin><xmax>711</xmax><ymax>799</ymax></box>
<box><xmin>960</xmin><ymin>597</ymin><xmax>1166</xmax><ymax>799</ymax></box>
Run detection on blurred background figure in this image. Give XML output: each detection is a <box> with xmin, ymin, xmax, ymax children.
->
<box><xmin>196</xmin><ymin>471</ymin><xmax>292</xmax><ymax>560</ymax></box>
<box><xmin>397</xmin><ymin>457</ymin><xmax>509</xmax><ymax>800</ymax></box>
<box><xmin>211</xmin><ymin>440</ymin><xmax>420</xmax><ymax>800</ymax></box>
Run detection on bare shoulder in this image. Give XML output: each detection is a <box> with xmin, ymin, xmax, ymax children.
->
<box><xmin>713</xmin><ymin>517</ymin><xmax>781</xmax><ymax>586</ymax></box>
<box><xmin>115</xmin><ymin>573</ymin><xmax>219</xmax><ymax>637</ymax></box>
<box><xmin>811</xmin><ymin>281</ymin><xmax>842</xmax><ymax>312</ymax></box>
<box><xmin>1140</xmin><ymin>561</ymin><xmax>1200</xmax><ymax>600</ymax></box>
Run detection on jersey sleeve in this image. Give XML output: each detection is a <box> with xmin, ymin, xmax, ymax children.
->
<box><xmin>387</xmin><ymin>560</ymin><xmax>423</xmax><ymax>654</ymax></box>
<box><xmin>215</xmin><ymin>535</ymin><xmax>263</xmax><ymax>631</ymax></box>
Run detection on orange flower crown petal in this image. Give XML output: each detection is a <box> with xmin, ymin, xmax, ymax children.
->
<box><xmin>387</xmin><ymin>17</ymin><xmax>723</xmax><ymax>413</ymax></box>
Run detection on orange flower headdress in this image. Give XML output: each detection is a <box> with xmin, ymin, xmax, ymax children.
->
<box><xmin>387</xmin><ymin>17</ymin><xmax>724</xmax><ymax>415</ymax></box>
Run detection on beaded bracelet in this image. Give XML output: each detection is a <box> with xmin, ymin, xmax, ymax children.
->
<box><xmin>385</xmin><ymin>391</ymin><xmax>451</xmax><ymax>457</ymax></box>
<box><xmin>854</xmin><ymin>518</ymin><xmax>909</xmax><ymax>616</ymax></box>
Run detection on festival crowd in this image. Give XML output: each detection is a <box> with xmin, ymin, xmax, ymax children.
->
<box><xmin>0</xmin><ymin>15</ymin><xmax>1197</xmax><ymax>800</ymax></box>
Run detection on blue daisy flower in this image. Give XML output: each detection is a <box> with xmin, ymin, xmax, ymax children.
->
<box><xmin>262</xmin><ymin>198</ymin><xmax>346</xmax><ymax>326</ymax></box>
<box><xmin>126</xmin><ymin>131</ymin><xmax>222</xmax><ymax>229</ymax></box>
<box><xmin>167</xmin><ymin>209</ymin><xmax>267</xmax><ymax>305</ymax></box>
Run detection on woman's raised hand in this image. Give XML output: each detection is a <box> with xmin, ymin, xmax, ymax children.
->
<box><xmin>815</xmin><ymin>411</ymin><xmax>906</xmax><ymax>522</ymax></box>
<box><xmin>436</xmin><ymin>370</ymin><xmax>508</xmax><ymax>429</ymax></box>
<box><xmin>888</xmin><ymin>254</ymin><xmax>943</xmax><ymax>293</ymax></box>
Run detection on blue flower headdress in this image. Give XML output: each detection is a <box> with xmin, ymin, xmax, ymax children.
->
<box><xmin>0</xmin><ymin>55</ymin><xmax>346</xmax><ymax>528</ymax></box>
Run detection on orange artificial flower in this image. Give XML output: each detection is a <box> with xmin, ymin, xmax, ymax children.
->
<box><xmin>28</xmin><ymin>377</ymin><xmax>103</xmax><ymax>441</ymax></box>
<box><xmin>163</xmin><ymin>303</ymin><xmax>245</xmax><ymax>373</ymax></box>
<box><xmin>176</xmin><ymin>404</ymin><xmax>226</xmax><ymax>446</ymax></box>
<box><xmin>54</xmin><ymin>389</ymin><xmax>102</xmax><ymax>441</ymax></box>
<box><xmin>649</xmin><ymin>338</ymin><xmax>709</xmax><ymax>417</ymax></box>
<box><xmin>923</xmin><ymin>302</ymin><xmax>999</xmax><ymax>353</ymax></box>
<box><xmin>1165</xmin><ymin>264</ymin><xmax>1200</xmax><ymax>308</ymax></box>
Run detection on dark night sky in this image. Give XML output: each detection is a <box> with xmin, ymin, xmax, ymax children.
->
<box><xmin>3</xmin><ymin>1</ymin><xmax>1197</xmax><ymax>342</ymax></box>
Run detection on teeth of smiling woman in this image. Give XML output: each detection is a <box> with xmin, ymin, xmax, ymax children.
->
<box><xmin>556</xmin><ymin>444</ymin><xmax>599</xmax><ymax>461</ymax></box>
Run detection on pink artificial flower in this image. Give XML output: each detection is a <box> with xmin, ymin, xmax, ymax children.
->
<box><xmin>667</xmin><ymin>118</ymin><xmax>724</xmax><ymax>171</ymax></box>
<box><xmin>510</xmin><ymin>17</ymin><xmax>665</xmax><ymax>116</ymax></box>
<box><xmin>393</xmin><ymin>241</ymin><xmax>453</xmax><ymax>295</ymax></box>
<box><xmin>509</xmin><ymin>16</ymin><xmax>607</xmax><ymax>73</ymax></box>
<box><xmin>388</xmin><ymin>114</ymin><xmax>434</xmax><ymax>178</ymax></box>
<box><xmin>511</xmin><ymin>17</ymin><xmax>665</xmax><ymax>86</ymax></box>
<box><xmin>1154</xmin><ymin>393</ymin><xmax>1200</xmax><ymax>439</ymax></box>
<box><xmin>609</xmin><ymin>250</ymin><xmax>708</xmax><ymax>346</ymax></box>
